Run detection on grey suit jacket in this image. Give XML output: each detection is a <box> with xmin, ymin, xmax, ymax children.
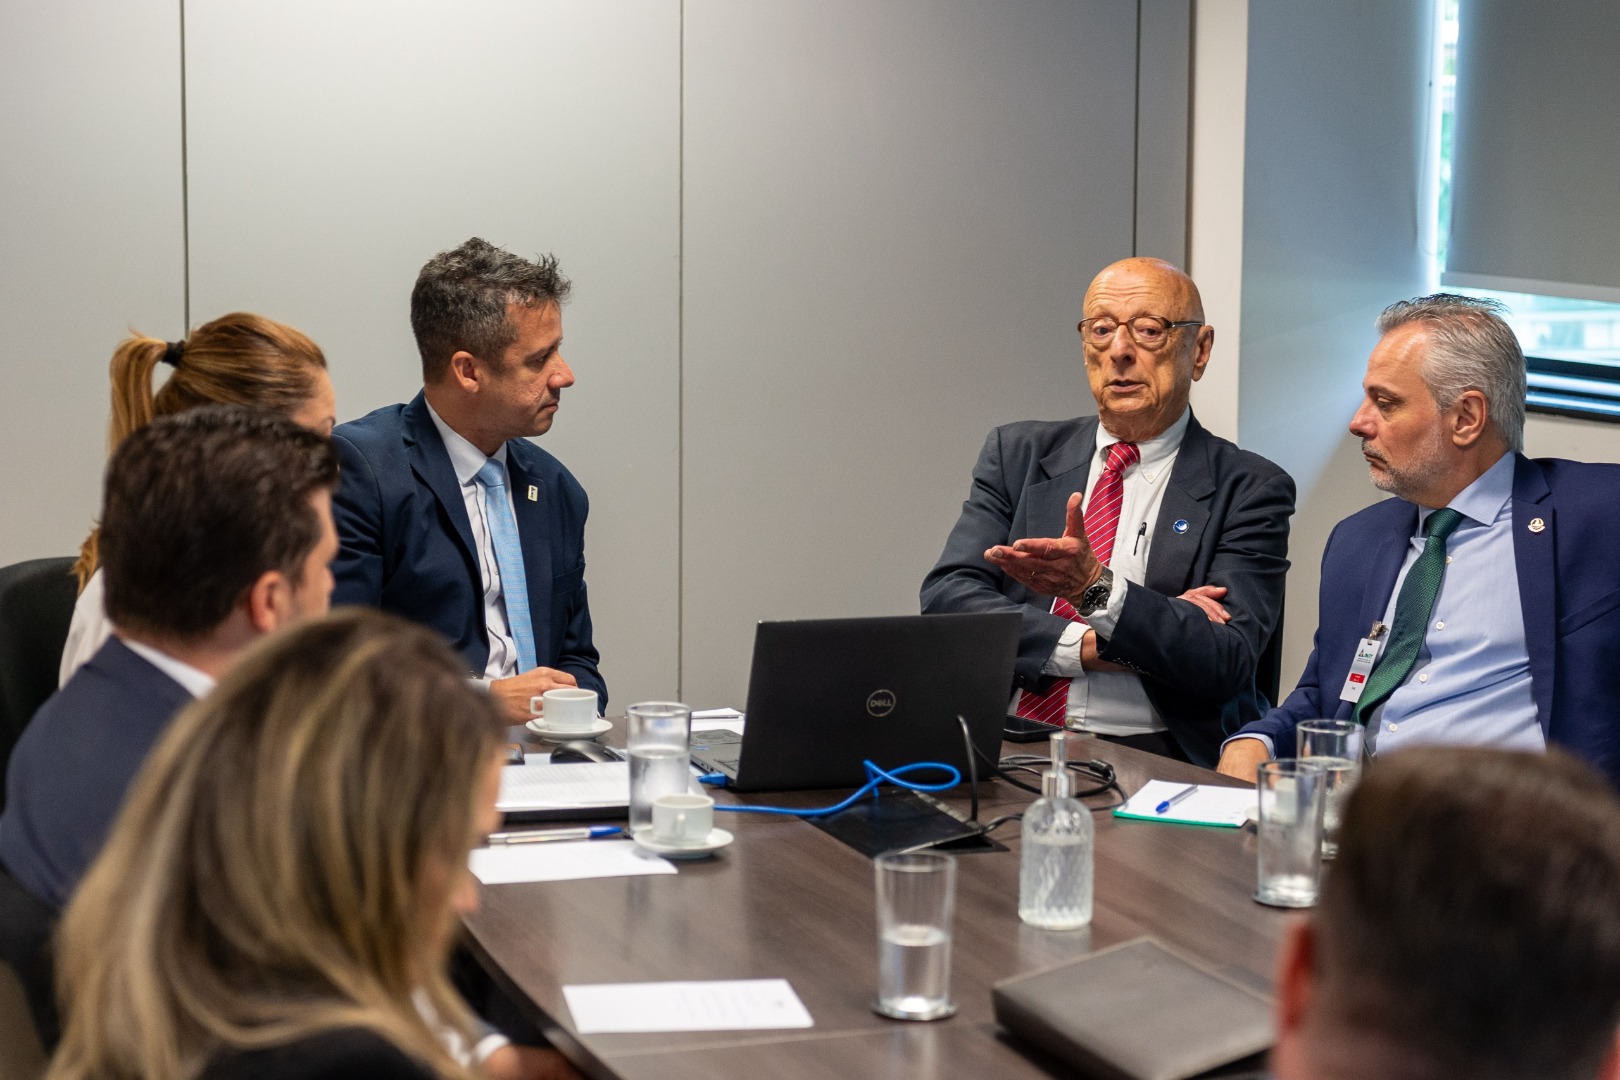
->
<box><xmin>920</xmin><ymin>413</ymin><xmax>1295</xmax><ymax>766</ymax></box>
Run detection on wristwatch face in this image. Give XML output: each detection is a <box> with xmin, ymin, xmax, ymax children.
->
<box><xmin>1079</xmin><ymin>570</ymin><xmax>1112</xmax><ymax>615</ymax></box>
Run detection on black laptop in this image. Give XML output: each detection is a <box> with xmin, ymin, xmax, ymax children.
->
<box><xmin>689</xmin><ymin>612</ymin><xmax>1020</xmax><ymax>792</ymax></box>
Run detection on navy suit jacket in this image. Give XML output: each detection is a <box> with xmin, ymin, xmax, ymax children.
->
<box><xmin>1238</xmin><ymin>454</ymin><xmax>1620</xmax><ymax>786</ymax></box>
<box><xmin>0</xmin><ymin>638</ymin><xmax>192</xmax><ymax>910</ymax></box>
<box><xmin>921</xmin><ymin>413</ymin><xmax>1296</xmax><ymax>767</ymax></box>
<box><xmin>331</xmin><ymin>393</ymin><xmax>606</xmax><ymax>705</ymax></box>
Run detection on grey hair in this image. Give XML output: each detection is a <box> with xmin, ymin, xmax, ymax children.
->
<box><xmin>1375</xmin><ymin>294</ymin><xmax>1526</xmax><ymax>452</ymax></box>
<box><xmin>410</xmin><ymin>237</ymin><xmax>572</xmax><ymax>380</ymax></box>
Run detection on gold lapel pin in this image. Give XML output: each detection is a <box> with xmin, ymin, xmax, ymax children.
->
<box><xmin>1528</xmin><ymin>517</ymin><xmax>1545</xmax><ymax>533</ymax></box>
<box><xmin>527</xmin><ymin>485</ymin><xmax>539</xmax><ymax>502</ymax></box>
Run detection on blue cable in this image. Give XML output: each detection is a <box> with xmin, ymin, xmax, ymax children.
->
<box><xmin>706</xmin><ymin>760</ymin><xmax>962</xmax><ymax>818</ymax></box>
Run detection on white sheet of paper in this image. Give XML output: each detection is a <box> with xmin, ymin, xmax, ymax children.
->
<box><xmin>691</xmin><ymin>707</ymin><xmax>745</xmax><ymax>735</ymax></box>
<box><xmin>1115</xmin><ymin>780</ymin><xmax>1256</xmax><ymax>827</ymax></box>
<box><xmin>497</xmin><ymin>761</ymin><xmax>627</xmax><ymax>811</ymax></box>
<box><xmin>470</xmin><ymin>840</ymin><xmax>675</xmax><ymax>885</ymax></box>
<box><xmin>562</xmin><ymin>979</ymin><xmax>813</xmax><ymax>1034</ymax></box>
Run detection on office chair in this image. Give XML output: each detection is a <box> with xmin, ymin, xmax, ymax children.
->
<box><xmin>0</xmin><ymin>864</ymin><xmax>58</xmax><ymax>1067</ymax></box>
<box><xmin>0</xmin><ymin>557</ymin><xmax>77</xmax><ymax>810</ymax></box>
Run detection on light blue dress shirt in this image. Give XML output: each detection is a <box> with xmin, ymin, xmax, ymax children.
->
<box><xmin>1368</xmin><ymin>451</ymin><xmax>1545</xmax><ymax>757</ymax></box>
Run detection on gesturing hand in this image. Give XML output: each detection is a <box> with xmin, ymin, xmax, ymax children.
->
<box><xmin>982</xmin><ymin>492</ymin><xmax>1104</xmax><ymax>604</ymax></box>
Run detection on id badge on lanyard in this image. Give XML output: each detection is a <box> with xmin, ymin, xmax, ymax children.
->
<box><xmin>1338</xmin><ymin>622</ymin><xmax>1389</xmax><ymax>703</ymax></box>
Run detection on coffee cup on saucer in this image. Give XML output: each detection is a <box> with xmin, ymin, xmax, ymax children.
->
<box><xmin>531</xmin><ymin>688</ymin><xmax>599</xmax><ymax>732</ymax></box>
<box><xmin>652</xmin><ymin>793</ymin><xmax>715</xmax><ymax>847</ymax></box>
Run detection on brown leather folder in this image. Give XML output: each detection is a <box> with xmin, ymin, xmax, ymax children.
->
<box><xmin>991</xmin><ymin>937</ymin><xmax>1274</xmax><ymax>1080</ymax></box>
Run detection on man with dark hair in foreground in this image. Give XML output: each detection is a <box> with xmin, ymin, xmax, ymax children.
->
<box><xmin>1270</xmin><ymin>746</ymin><xmax>1620</xmax><ymax>1080</ymax></box>
<box><xmin>0</xmin><ymin>406</ymin><xmax>340</xmax><ymax>910</ymax></box>
<box><xmin>332</xmin><ymin>237</ymin><xmax>605</xmax><ymax>721</ymax></box>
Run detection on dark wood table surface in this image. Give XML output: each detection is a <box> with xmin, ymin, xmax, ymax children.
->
<box><xmin>462</xmin><ymin>723</ymin><xmax>1290</xmax><ymax>1080</ymax></box>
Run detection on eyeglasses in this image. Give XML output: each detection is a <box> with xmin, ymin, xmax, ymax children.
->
<box><xmin>1078</xmin><ymin>315</ymin><xmax>1204</xmax><ymax>351</ymax></box>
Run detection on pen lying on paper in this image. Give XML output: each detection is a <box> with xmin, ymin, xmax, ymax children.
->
<box><xmin>1155</xmin><ymin>785</ymin><xmax>1198</xmax><ymax>814</ymax></box>
<box><xmin>486</xmin><ymin>825</ymin><xmax>624</xmax><ymax>846</ymax></box>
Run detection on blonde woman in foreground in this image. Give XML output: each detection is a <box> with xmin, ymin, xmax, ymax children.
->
<box><xmin>46</xmin><ymin>609</ymin><xmax>574</xmax><ymax>1080</ymax></box>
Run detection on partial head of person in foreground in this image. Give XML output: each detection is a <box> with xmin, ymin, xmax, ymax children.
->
<box><xmin>76</xmin><ymin>311</ymin><xmax>333</xmax><ymax>589</ymax></box>
<box><xmin>99</xmin><ymin>405</ymin><xmax>341</xmax><ymax>649</ymax></box>
<box><xmin>46</xmin><ymin>608</ymin><xmax>511</xmax><ymax>1080</ymax></box>
<box><xmin>1271</xmin><ymin>746</ymin><xmax>1620</xmax><ymax>1080</ymax></box>
<box><xmin>1352</xmin><ymin>293</ymin><xmax>1527</xmax><ymax>508</ymax></box>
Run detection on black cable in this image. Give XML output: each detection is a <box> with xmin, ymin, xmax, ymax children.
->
<box><xmin>954</xmin><ymin>714</ymin><xmax>980</xmax><ymax>825</ymax></box>
<box><xmin>968</xmin><ymin>733</ymin><xmax>1127</xmax><ymax>810</ymax></box>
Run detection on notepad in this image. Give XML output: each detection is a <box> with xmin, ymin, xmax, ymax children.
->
<box><xmin>1113</xmin><ymin>780</ymin><xmax>1255</xmax><ymax>828</ymax></box>
<box><xmin>469</xmin><ymin>840</ymin><xmax>676</xmax><ymax>885</ymax></box>
<box><xmin>562</xmin><ymin>979</ymin><xmax>813</xmax><ymax>1034</ymax></box>
<box><xmin>497</xmin><ymin>761</ymin><xmax>628</xmax><ymax>817</ymax></box>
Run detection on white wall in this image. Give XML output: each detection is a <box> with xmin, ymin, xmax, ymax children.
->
<box><xmin>679</xmin><ymin>0</ymin><xmax>1138</xmax><ymax>704</ymax></box>
<box><xmin>0</xmin><ymin>1</ymin><xmax>186</xmax><ymax>564</ymax></box>
<box><xmin>182</xmin><ymin>0</ymin><xmax>682</xmax><ymax>708</ymax></box>
<box><xmin>2</xmin><ymin>1</ymin><xmax>1147</xmax><ymax>709</ymax></box>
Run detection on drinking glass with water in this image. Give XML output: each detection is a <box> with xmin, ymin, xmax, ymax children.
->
<box><xmin>626</xmin><ymin>702</ymin><xmax>692</xmax><ymax>834</ymax></box>
<box><xmin>873</xmin><ymin>851</ymin><xmax>957</xmax><ymax>1021</ymax></box>
<box><xmin>1254</xmin><ymin>759</ymin><xmax>1327</xmax><ymax>908</ymax></box>
<box><xmin>1296</xmin><ymin>720</ymin><xmax>1363</xmax><ymax>860</ymax></box>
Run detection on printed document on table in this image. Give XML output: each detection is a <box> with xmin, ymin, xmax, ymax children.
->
<box><xmin>562</xmin><ymin>979</ymin><xmax>813</xmax><ymax>1034</ymax></box>
<box><xmin>691</xmin><ymin>707</ymin><xmax>745</xmax><ymax>735</ymax></box>
<box><xmin>470</xmin><ymin>840</ymin><xmax>675</xmax><ymax>885</ymax></box>
<box><xmin>497</xmin><ymin>761</ymin><xmax>627</xmax><ymax>812</ymax></box>
<box><xmin>1113</xmin><ymin>780</ymin><xmax>1255</xmax><ymax>828</ymax></box>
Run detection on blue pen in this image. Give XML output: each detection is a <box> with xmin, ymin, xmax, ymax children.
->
<box><xmin>486</xmin><ymin>825</ymin><xmax>622</xmax><ymax>845</ymax></box>
<box><xmin>1154</xmin><ymin>785</ymin><xmax>1198</xmax><ymax>815</ymax></box>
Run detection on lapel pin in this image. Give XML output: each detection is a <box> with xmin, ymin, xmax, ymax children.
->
<box><xmin>1172</xmin><ymin>519</ymin><xmax>1189</xmax><ymax>534</ymax></box>
<box><xmin>527</xmin><ymin>485</ymin><xmax>539</xmax><ymax>502</ymax></box>
<box><xmin>1528</xmin><ymin>517</ymin><xmax>1545</xmax><ymax>533</ymax></box>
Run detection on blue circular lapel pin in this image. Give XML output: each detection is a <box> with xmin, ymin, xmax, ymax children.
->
<box><xmin>1172</xmin><ymin>519</ymin><xmax>1189</xmax><ymax>534</ymax></box>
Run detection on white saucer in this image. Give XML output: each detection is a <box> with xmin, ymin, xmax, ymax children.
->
<box><xmin>525</xmin><ymin>717</ymin><xmax>612</xmax><ymax>742</ymax></box>
<box><xmin>631</xmin><ymin>826</ymin><xmax>734</xmax><ymax>859</ymax></box>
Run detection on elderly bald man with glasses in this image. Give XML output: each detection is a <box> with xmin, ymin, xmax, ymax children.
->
<box><xmin>922</xmin><ymin>257</ymin><xmax>1296</xmax><ymax>766</ymax></box>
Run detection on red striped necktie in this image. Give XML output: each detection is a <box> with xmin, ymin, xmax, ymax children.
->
<box><xmin>1015</xmin><ymin>440</ymin><xmax>1140</xmax><ymax>727</ymax></box>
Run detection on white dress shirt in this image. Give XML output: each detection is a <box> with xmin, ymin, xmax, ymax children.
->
<box><xmin>119</xmin><ymin>636</ymin><xmax>217</xmax><ymax>698</ymax></box>
<box><xmin>1018</xmin><ymin>408</ymin><xmax>1190</xmax><ymax>736</ymax></box>
<box><xmin>59</xmin><ymin>569</ymin><xmax>113</xmax><ymax>686</ymax></box>
<box><xmin>425</xmin><ymin>402</ymin><xmax>522</xmax><ymax>680</ymax></box>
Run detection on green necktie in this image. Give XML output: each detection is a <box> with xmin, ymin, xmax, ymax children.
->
<box><xmin>1353</xmin><ymin>507</ymin><xmax>1466</xmax><ymax>724</ymax></box>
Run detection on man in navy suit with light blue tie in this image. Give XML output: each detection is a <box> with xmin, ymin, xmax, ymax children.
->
<box><xmin>332</xmin><ymin>238</ymin><xmax>605</xmax><ymax>721</ymax></box>
<box><xmin>1219</xmin><ymin>295</ymin><xmax>1620</xmax><ymax>786</ymax></box>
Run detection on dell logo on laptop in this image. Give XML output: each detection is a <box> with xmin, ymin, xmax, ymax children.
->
<box><xmin>866</xmin><ymin>690</ymin><xmax>897</xmax><ymax>717</ymax></box>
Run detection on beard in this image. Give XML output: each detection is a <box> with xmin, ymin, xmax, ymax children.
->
<box><xmin>1362</xmin><ymin>433</ymin><xmax>1450</xmax><ymax>503</ymax></box>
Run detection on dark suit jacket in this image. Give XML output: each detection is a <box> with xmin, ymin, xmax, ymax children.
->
<box><xmin>200</xmin><ymin>1028</ymin><xmax>439</xmax><ymax>1080</ymax></box>
<box><xmin>331</xmin><ymin>393</ymin><xmax>606</xmax><ymax>705</ymax></box>
<box><xmin>921</xmin><ymin>413</ymin><xmax>1295</xmax><ymax>767</ymax></box>
<box><xmin>1236</xmin><ymin>454</ymin><xmax>1620</xmax><ymax>786</ymax></box>
<box><xmin>0</xmin><ymin>637</ymin><xmax>192</xmax><ymax>910</ymax></box>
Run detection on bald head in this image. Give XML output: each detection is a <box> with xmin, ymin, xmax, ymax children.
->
<box><xmin>1083</xmin><ymin>258</ymin><xmax>1205</xmax><ymax>323</ymax></box>
<box><xmin>1079</xmin><ymin>258</ymin><xmax>1213</xmax><ymax>443</ymax></box>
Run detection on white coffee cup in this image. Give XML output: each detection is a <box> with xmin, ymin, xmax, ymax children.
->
<box><xmin>531</xmin><ymin>688</ymin><xmax>598</xmax><ymax>731</ymax></box>
<box><xmin>652</xmin><ymin>793</ymin><xmax>714</xmax><ymax>846</ymax></box>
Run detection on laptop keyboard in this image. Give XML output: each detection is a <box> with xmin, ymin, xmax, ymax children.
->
<box><xmin>690</xmin><ymin>729</ymin><xmax>743</xmax><ymax>776</ymax></box>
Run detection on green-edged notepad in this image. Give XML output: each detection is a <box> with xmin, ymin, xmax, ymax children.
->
<box><xmin>1112</xmin><ymin>780</ymin><xmax>1254</xmax><ymax>828</ymax></box>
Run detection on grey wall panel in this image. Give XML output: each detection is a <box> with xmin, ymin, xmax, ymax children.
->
<box><xmin>0</xmin><ymin>1</ymin><xmax>185</xmax><ymax>564</ymax></box>
<box><xmin>1238</xmin><ymin>0</ymin><xmax>1431</xmax><ymax>690</ymax></box>
<box><xmin>184</xmin><ymin>0</ymin><xmax>681</xmax><ymax>706</ymax></box>
<box><xmin>681</xmin><ymin>0</ymin><xmax>1139</xmax><ymax>706</ymax></box>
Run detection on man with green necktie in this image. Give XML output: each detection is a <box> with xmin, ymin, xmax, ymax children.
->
<box><xmin>1219</xmin><ymin>295</ymin><xmax>1620</xmax><ymax>786</ymax></box>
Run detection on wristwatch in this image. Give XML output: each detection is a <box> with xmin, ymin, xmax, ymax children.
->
<box><xmin>1076</xmin><ymin>566</ymin><xmax>1114</xmax><ymax>617</ymax></box>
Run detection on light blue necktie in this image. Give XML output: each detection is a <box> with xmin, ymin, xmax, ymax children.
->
<box><xmin>474</xmin><ymin>458</ymin><xmax>537</xmax><ymax>673</ymax></box>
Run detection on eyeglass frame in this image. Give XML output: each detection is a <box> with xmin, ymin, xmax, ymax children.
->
<box><xmin>1077</xmin><ymin>315</ymin><xmax>1206</xmax><ymax>351</ymax></box>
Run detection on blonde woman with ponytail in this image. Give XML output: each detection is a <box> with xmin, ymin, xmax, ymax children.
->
<box><xmin>61</xmin><ymin>313</ymin><xmax>335</xmax><ymax>684</ymax></box>
<box><xmin>46</xmin><ymin>609</ymin><xmax>539</xmax><ymax>1080</ymax></box>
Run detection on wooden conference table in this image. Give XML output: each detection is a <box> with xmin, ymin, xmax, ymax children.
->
<box><xmin>462</xmin><ymin>724</ymin><xmax>1290</xmax><ymax>1080</ymax></box>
